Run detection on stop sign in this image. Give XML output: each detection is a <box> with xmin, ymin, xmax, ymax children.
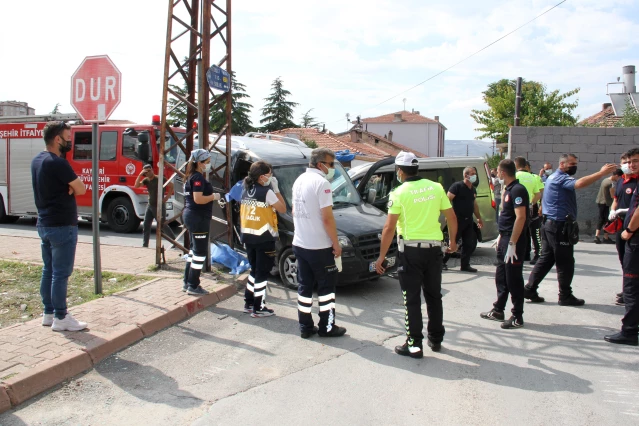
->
<box><xmin>71</xmin><ymin>55</ymin><xmax>121</xmax><ymax>122</ymax></box>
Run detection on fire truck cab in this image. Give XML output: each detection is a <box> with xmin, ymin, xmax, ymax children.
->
<box><xmin>0</xmin><ymin>114</ymin><xmax>183</xmax><ymax>233</ymax></box>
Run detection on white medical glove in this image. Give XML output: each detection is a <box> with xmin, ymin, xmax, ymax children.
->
<box><xmin>270</xmin><ymin>176</ymin><xmax>280</xmax><ymax>193</ymax></box>
<box><xmin>504</xmin><ymin>243</ymin><xmax>518</xmax><ymax>264</ymax></box>
<box><xmin>494</xmin><ymin>234</ymin><xmax>501</xmax><ymax>251</ymax></box>
<box><xmin>608</xmin><ymin>210</ymin><xmax>617</xmax><ymax>221</ymax></box>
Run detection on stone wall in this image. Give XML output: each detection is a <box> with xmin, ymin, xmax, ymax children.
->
<box><xmin>509</xmin><ymin>126</ymin><xmax>639</xmax><ymax>233</ymax></box>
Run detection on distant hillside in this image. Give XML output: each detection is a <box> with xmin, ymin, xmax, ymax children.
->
<box><xmin>445</xmin><ymin>140</ymin><xmax>495</xmax><ymax>158</ymax></box>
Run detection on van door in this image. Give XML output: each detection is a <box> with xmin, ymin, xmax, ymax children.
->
<box><xmin>355</xmin><ymin>157</ymin><xmax>395</xmax><ymax>207</ymax></box>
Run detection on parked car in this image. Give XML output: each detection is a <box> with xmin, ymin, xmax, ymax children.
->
<box><xmin>348</xmin><ymin>156</ymin><xmax>498</xmax><ymax>243</ymax></box>
<box><xmin>174</xmin><ymin>134</ymin><xmax>398</xmax><ymax>289</ymax></box>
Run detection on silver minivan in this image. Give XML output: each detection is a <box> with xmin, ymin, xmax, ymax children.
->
<box><xmin>348</xmin><ymin>156</ymin><xmax>498</xmax><ymax>243</ymax></box>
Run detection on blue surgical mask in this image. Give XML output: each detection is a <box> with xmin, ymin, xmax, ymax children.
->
<box><xmin>469</xmin><ymin>175</ymin><xmax>477</xmax><ymax>184</ymax></box>
<box><xmin>545</xmin><ymin>169</ymin><xmax>553</xmax><ymax>176</ymax></box>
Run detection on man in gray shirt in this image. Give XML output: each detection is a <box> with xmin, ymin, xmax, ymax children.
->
<box><xmin>135</xmin><ymin>164</ymin><xmax>176</xmax><ymax>247</ymax></box>
<box><xmin>594</xmin><ymin>172</ymin><xmax>621</xmax><ymax>244</ymax></box>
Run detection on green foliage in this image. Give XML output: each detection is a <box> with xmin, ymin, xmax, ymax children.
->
<box><xmin>210</xmin><ymin>71</ymin><xmax>255</xmax><ymax>135</ymax></box>
<box><xmin>615</xmin><ymin>98</ymin><xmax>639</xmax><ymax>127</ymax></box>
<box><xmin>51</xmin><ymin>103</ymin><xmax>61</xmax><ymax>114</ymax></box>
<box><xmin>260</xmin><ymin>77</ymin><xmax>299</xmax><ymax>132</ymax></box>
<box><xmin>485</xmin><ymin>153</ymin><xmax>504</xmax><ymax>169</ymax></box>
<box><xmin>471</xmin><ymin>79</ymin><xmax>580</xmax><ymax>144</ymax></box>
<box><xmin>302</xmin><ymin>138</ymin><xmax>318</xmax><ymax>149</ymax></box>
<box><xmin>300</xmin><ymin>109</ymin><xmax>319</xmax><ymax>128</ymax></box>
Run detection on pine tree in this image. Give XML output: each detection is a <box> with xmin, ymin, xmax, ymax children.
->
<box><xmin>300</xmin><ymin>108</ymin><xmax>319</xmax><ymax>128</ymax></box>
<box><xmin>210</xmin><ymin>71</ymin><xmax>254</xmax><ymax>135</ymax></box>
<box><xmin>51</xmin><ymin>103</ymin><xmax>61</xmax><ymax>114</ymax></box>
<box><xmin>260</xmin><ymin>77</ymin><xmax>299</xmax><ymax>132</ymax></box>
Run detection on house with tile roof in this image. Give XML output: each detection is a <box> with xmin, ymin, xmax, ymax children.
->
<box><xmin>339</xmin><ymin>126</ymin><xmax>427</xmax><ymax>157</ymax></box>
<box><xmin>360</xmin><ymin>110</ymin><xmax>446</xmax><ymax>157</ymax></box>
<box><xmin>579</xmin><ymin>103</ymin><xmax>622</xmax><ymax>127</ymax></box>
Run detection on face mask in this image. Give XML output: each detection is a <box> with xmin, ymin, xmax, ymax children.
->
<box><xmin>325</xmin><ymin>167</ymin><xmax>335</xmax><ymax>181</ymax></box>
<box><xmin>498</xmin><ymin>178</ymin><xmax>504</xmax><ymax>185</ymax></box>
<box><xmin>469</xmin><ymin>175</ymin><xmax>477</xmax><ymax>184</ymax></box>
<box><xmin>263</xmin><ymin>176</ymin><xmax>272</xmax><ymax>186</ymax></box>
<box><xmin>621</xmin><ymin>164</ymin><xmax>631</xmax><ymax>175</ymax></box>
<box><xmin>58</xmin><ymin>140</ymin><xmax>71</xmax><ymax>154</ymax></box>
<box><xmin>545</xmin><ymin>169</ymin><xmax>552</xmax><ymax>176</ymax></box>
<box><xmin>565</xmin><ymin>166</ymin><xmax>577</xmax><ymax>176</ymax></box>
<box><xmin>397</xmin><ymin>172</ymin><xmax>403</xmax><ymax>184</ymax></box>
<box><xmin>203</xmin><ymin>163</ymin><xmax>212</xmax><ymax>173</ymax></box>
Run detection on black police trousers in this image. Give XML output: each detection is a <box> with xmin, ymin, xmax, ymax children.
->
<box><xmin>494</xmin><ymin>233</ymin><xmax>526</xmax><ymax>319</ymax></box>
<box><xmin>294</xmin><ymin>246</ymin><xmax>338</xmax><ymax>334</ymax></box>
<box><xmin>183</xmin><ymin>211</ymin><xmax>210</xmax><ymax>289</ymax></box>
<box><xmin>525</xmin><ymin>219</ymin><xmax>576</xmax><ymax>300</ymax></box>
<box><xmin>244</xmin><ymin>241</ymin><xmax>276</xmax><ymax>312</ymax></box>
<box><xmin>615</xmin><ymin>232</ymin><xmax>626</xmax><ymax>267</ymax></box>
<box><xmin>457</xmin><ymin>218</ymin><xmax>477</xmax><ymax>268</ymax></box>
<box><xmin>397</xmin><ymin>246</ymin><xmax>445</xmax><ymax>347</ymax></box>
<box><xmin>621</xmin><ymin>236</ymin><xmax>639</xmax><ymax>336</ymax></box>
<box><xmin>527</xmin><ymin>215</ymin><xmax>542</xmax><ymax>259</ymax></box>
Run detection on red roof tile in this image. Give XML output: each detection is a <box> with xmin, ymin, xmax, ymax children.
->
<box><xmin>579</xmin><ymin>105</ymin><xmax>621</xmax><ymax>128</ymax></box>
<box><xmin>272</xmin><ymin>128</ymin><xmax>392</xmax><ymax>159</ymax></box>
<box><xmin>362</xmin><ymin>110</ymin><xmax>441</xmax><ymax>124</ymax></box>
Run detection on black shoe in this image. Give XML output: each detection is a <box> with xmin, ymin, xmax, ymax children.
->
<box><xmin>318</xmin><ymin>325</ymin><xmax>347</xmax><ymax>337</ymax></box>
<box><xmin>558</xmin><ymin>295</ymin><xmax>585</xmax><ymax>306</ymax></box>
<box><xmin>300</xmin><ymin>326</ymin><xmax>319</xmax><ymax>339</ymax></box>
<box><xmin>480</xmin><ymin>309</ymin><xmax>505</xmax><ymax>322</ymax></box>
<box><xmin>243</xmin><ymin>304</ymin><xmax>254</xmax><ymax>313</ymax></box>
<box><xmin>142</xmin><ymin>243</ymin><xmax>149</xmax><ymax>248</ymax></box>
<box><xmin>524</xmin><ymin>287</ymin><xmax>545</xmax><ymax>303</ymax></box>
<box><xmin>460</xmin><ymin>266</ymin><xmax>478</xmax><ymax>273</ymax></box>
<box><xmin>501</xmin><ymin>316</ymin><xmax>524</xmax><ymax>329</ymax></box>
<box><xmin>182</xmin><ymin>282</ymin><xmax>188</xmax><ymax>292</ymax></box>
<box><xmin>615</xmin><ymin>296</ymin><xmax>625</xmax><ymax>306</ymax></box>
<box><xmin>442</xmin><ymin>264</ymin><xmax>448</xmax><ymax>271</ymax></box>
<box><xmin>530</xmin><ymin>255</ymin><xmax>539</xmax><ymax>265</ymax></box>
<box><xmin>604</xmin><ymin>332</ymin><xmax>638</xmax><ymax>346</ymax></box>
<box><xmin>187</xmin><ymin>286</ymin><xmax>209</xmax><ymax>295</ymax></box>
<box><xmin>594</xmin><ymin>237</ymin><xmax>601</xmax><ymax>244</ymax></box>
<box><xmin>251</xmin><ymin>307</ymin><xmax>275</xmax><ymax>318</ymax></box>
<box><xmin>427</xmin><ymin>339</ymin><xmax>441</xmax><ymax>352</ymax></box>
<box><xmin>616</xmin><ymin>292</ymin><xmax>624</xmax><ymax>298</ymax></box>
<box><xmin>394</xmin><ymin>342</ymin><xmax>424</xmax><ymax>358</ymax></box>
<box><xmin>603</xmin><ymin>238</ymin><xmax>615</xmax><ymax>245</ymax></box>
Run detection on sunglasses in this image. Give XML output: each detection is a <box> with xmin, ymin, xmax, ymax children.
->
<box><xmin>321</xmin><ymin>161</ymin><xmax>335</xmax><ymax>168</ymax></box>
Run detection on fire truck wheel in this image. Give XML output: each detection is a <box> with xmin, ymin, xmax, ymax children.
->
<box><xmin>106</xmin><ymin>196</ymin><xmax>141</xmax><ymax>233</ymax></box>
<box><xmin>0</xmin><ymin>195</ymin><xmax>19</xmax><ymax>224</ymax></box>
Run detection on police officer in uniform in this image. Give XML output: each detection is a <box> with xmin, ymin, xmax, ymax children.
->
<box><xmin>445</xmin><ymin>167</ymin><xmax>483</xmax><ymax>272</ymax></box>
<box><xmin>514</xmin><ymin>157</ymin><xmax>543</xmax><ymax>263</ymax></box>
<box><xmin>480</xmin><ymin>159</ymin><xmax>529</xmax><ymax>329</ymax></box>
<box><xmin>524</xmin><ymin>154</ymin><xmax>617</xmax><ymax>305</ymax></box>
<box><xmin>376</xmin><ymin>152</ymin><xmax>458</xmax><ymax>358</ymax></box>
<box><xmin>605</xmin><ymin>148</ymin><xmax>639</xmax><ymax>346</ymax></box>
<box><xmin>240</xmin><ymin>161</ymin><xmax>287</xmax><ymax>318</ymax></box>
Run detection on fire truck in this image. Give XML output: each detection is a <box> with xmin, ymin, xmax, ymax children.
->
<box><xmin>0</xmin><ymin>113</ymin><xmax>184</xmax><ymax>233</ymax></box>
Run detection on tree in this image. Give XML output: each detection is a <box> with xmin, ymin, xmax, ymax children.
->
<box><xmin>300</xmin><ymin>109</ymin><xmax>319</xmax><ymax>128</ymax></box>
<box><xmin>260</xmin><ymin>77</ymin><xmax>299</xmax><ymax>132</ymax></box>
<box><xmin>209</xmin><ymin>71</ymin><xmax>255</xmax><ymax>135</ymax></box>
<box><xmin>471</xmin><ymin>79</ymin><xmax>580</xmax><ymax>144</ymax></box>
<box><xmin>302</xmin><ymin>138</ymin><xmax>318</xmax><ymax>149</ymax></box>
<box><xmin>485</xmin><ymin>153</ymin><xmax>504</xmax><ymax>170</ymax></box>
<box><xmin>51</xmin><ymin>103</ymin><xmax>61</xmax><ymax>114</ymax></box>
<box><xmin>615</xmin><ymin>98</ymin><xmax>639</xmax><ymax>127</ymax></box>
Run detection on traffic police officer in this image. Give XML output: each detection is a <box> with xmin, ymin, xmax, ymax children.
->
<box><xmin>605</xmin><ymin>148</ymin><xmax>639</xmax><ymax>346</ymax></box>
<box><xmin>524</xmin><ymin>154</ymin><xmax>617</xmax><ymax>305</ymax></box>
<box><xmin>480</xmin><ymin>159</ymin><xmax>529</xmax><ymax>329</ymax></box>
<box><xmin>375</xmin><ymin>152</ymin><xmax>458</xmax><ymax>358</ymax></box>
<box><xmin>514</xmin><ymin>157</ymin><xmax>543</xmax><ymax>263</ymax></box>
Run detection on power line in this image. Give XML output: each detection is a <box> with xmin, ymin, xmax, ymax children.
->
<box><xmin>333</xmin><ymin>0</ymin><xmax>567</xmax><ymax>123</ymax></box>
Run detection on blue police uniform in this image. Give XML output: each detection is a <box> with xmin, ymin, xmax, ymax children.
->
<box><xmin>619</xmin><ymin>188</ymin><xmax>639</xmax><ymax>338</ymax></box>
<box><xmin>524</xmin><ymin>170</ymin><xmax>582</xmax><ymax>304</ymax></box>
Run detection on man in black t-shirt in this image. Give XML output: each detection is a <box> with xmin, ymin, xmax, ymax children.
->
<box><xmin>31</xmin><ymin>121</ymin><xmax>88</xmax><ymax>332</ymax></box>
<box><xmin>480</xmin><ymin>159</ymin><xmax>529</xmax><ymax>329</ymax></box>
<box><xmin>134</xmin><ymin>164</ymin><xmax>176</xmax><ymax>247</ymax></box>
<box><xmin>445</xmin><ymin>167</ymin><xmax>484</xmax><ymax>272</ymax></box>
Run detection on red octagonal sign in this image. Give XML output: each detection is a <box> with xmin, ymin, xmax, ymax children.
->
<box><xmin>71</xmin><ymin>55</ymin><xmax>121</xmax><ymax>123</ymax></box>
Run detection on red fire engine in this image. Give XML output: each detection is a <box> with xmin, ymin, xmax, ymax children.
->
<box><xmin>0</xmin><ymin>113</ymin><xmax>183</xmax><ymax>233</ymax></box>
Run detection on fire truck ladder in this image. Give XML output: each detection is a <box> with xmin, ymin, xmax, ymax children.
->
<box><xmin>0</xmin><ymin>113</ymin><xmax>81</xmax><ymax>124</ymax></box>
<box><xmin>157</xmin><ymin>0</ymin><xmax>233</xmax><ymax>267</ymax></box>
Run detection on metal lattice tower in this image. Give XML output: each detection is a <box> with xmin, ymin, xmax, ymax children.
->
<box><xmin>156</xmin><ymin>0</ymin><xmax>233</xmax><ymax>266</ymax></box>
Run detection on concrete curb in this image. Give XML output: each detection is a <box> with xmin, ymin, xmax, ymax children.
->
<box><xmin>0</xmin><ymin>281</ymin><xmax>241</xmax><ymax>414</ymax></box>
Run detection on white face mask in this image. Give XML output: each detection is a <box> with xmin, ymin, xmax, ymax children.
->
<box><xmin>622</xmin><ymin>164</ymin><xmax>631</xmax><ymax>175</ymax></box>
<box><xmin>468</xmin><ymin>175</ymin><xmax>477</xmax><ymax>184</ymax></box>
<box><xmin>321</xmin><ymin>163</ymin><xmax>335</xmax><ymax>180</ymax></box>
<box><xmin>203</xmin><ymin>162</ymin><xmax>212</xmax><ymax>173</ymax></box>
<box><xmin>263</xmin><ymin>176</ymin><xmax>272</xmax><ymax>186</ymax></box>
<box><xmin>545</xmin><ymin>169</ymin><xmax>553</xmax><ymax>176</ymax></box>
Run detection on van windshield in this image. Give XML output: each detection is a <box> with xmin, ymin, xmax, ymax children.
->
<box><xmin>273</xmin><ymin>163</ymin><xmax>361</xmax><ymax>209</ymax></box>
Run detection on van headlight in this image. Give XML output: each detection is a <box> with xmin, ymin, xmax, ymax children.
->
<box><xmin>338</xmin><ymin>236</ymin><xmax>352</xmax><ymax>248</ymax></box>
<box><xmin>166</xmin><ymin>202</ymin><xmax>173</xmax><ymax>210</ymax></box>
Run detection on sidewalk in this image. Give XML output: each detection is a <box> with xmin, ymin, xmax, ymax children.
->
<box><xmin>0</xmin><ymin>235</ymin><xmax>243</xmax><ymax>414</ymax></box>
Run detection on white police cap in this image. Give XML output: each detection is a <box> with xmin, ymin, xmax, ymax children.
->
<box><xmin>395</xmin><ymin>151</ymin><xmax>418</xmax><ymax>166</ymax></box>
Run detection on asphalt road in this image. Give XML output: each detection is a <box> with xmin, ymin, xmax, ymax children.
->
<box><xmin>1</xmin><ymin>239</ymin><xmax>638</xmax><ymax>425</ymax></box>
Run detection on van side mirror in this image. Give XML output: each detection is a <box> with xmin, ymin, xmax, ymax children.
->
<box><xmin>367</xmin><ymin>188</ymin><xmax>377</xmax><ymax>204</ymax></box>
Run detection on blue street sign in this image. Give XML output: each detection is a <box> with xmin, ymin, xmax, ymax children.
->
<box><xmin>206</xmin><ymin>65</ymin><xmax>231</xmax><ymax>92</ymax></box>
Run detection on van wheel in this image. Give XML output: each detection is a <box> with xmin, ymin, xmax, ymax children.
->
<box><xmin>106</xmin><ymin>196</ymin><xmax>141</xmax><ymax>233</ymax></box>
<box><xmin>278</xmin><ymin>248</ymin><xmax>299</xmax><ymax>290</ymax></box>
<box><xmin>0</xmin><ymin>195</ymin><xmax>19</xmax><ymax>224</ymax></box>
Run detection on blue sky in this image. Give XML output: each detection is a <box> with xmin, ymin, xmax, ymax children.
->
<box><xmin>1</xmin><ymin>0</ymin><xmax>638</xmax><ymax>140</ymax></box>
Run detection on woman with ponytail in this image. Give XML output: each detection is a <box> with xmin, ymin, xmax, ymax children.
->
<box><xmin>182</xmin><ymin>149</ymin><xmax>222</xmax><ymax>295</ymax></box>
<box><xmin>240</xmin><ymin>161</ymin><xmax>286</xmax><ymax>317</ymax></box>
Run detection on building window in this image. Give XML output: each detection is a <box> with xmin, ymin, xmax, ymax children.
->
<box><xmin>374</xmin><ymin>139</ymin><xmax>379</xmax><ymax>144</ymax></box>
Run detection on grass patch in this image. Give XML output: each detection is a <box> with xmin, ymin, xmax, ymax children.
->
<box><xmin>0</xmin><ymin>260</ymin><xmax>153</xmax><ymax>328</ymax></box>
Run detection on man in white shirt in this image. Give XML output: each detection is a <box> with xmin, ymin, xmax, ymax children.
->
<box><xmin>292</xmin><ymin>148</ymin><xmax>346</xmax><ymax>339</ymax></box>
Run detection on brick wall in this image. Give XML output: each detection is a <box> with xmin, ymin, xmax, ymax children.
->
<box><xmin>509</xmin><ymin>126</ymin><xmax>639</xmax><ymax>233</ymax></box>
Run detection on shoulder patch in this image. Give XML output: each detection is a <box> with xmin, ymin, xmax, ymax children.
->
<box><xmin>627</xmin><ymin>188</ymin><xmax>633</xmax><ymax>195</ymax></box>
<box><xmin>515</xmin><ymin>197</ymin><xmax>523</xmax><ymax>205</ymax></box>
<box><xmin>324</xmin><ymin>189</ymin><xmax>331</xmax><ymax>193</ymax></box>
<box><xmin>504</xmin><ymin>194</ymin><xmax>510</xmax><ymax>202</ymax></box>
<box><xmin>387</xmin><ymin>200</ymin><xmax>393</xmax><ymax>209</ymax></box>
<box><xmin>194</xmin><ymin>181</ymin><xmax>202</xmax><ymax>187</ymax></box>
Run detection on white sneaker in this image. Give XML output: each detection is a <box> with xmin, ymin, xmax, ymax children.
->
<box><xmin>42</xmin><ymin>314</ymin><xmax>54</xmax><ymax>327</ymax></box>
<box><xmin>51</xmin><ymin>314</ymin><xmax>88</xmax><ymax>332</ymax></box>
